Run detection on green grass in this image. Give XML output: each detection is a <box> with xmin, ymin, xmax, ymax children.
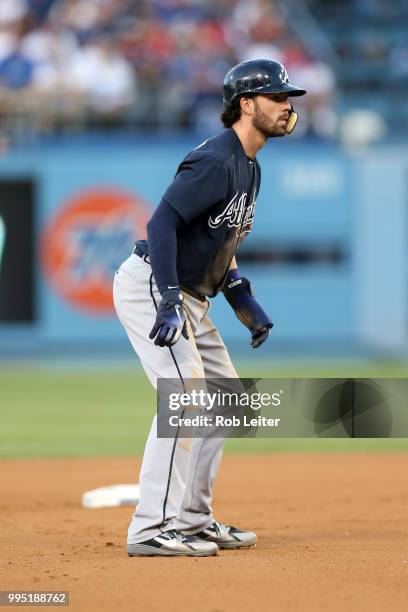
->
<box><xmin>0</xmin><ymin>369</ymin><xmax>155</xmax><ymax>458</ymax></box>
<box><xmin>1</xmin><ymin>361</ymin><xmax>408</xmax><ymax>459</ymax></box>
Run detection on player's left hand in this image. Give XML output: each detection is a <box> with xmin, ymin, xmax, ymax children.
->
<box><xmin>223</xmin><ymin>275</ymin><xmax>273</xmax><ymax>348</ymax></box>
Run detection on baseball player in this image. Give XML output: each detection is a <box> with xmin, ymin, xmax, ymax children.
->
<box><xmin>113</xmin><ymin>59</ymin><xmax>306</xmax><ymax>557</ymax></box>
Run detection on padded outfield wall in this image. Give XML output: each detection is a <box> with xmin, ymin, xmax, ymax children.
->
<box><xmin>0</xmin><ymin>137</ymin><xmax>406</xmax><ymax>357</ymax></box>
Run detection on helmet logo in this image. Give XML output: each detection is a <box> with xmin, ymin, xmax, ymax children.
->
<box><xmin>279</xmin><ymin>67</ymin><xmax>289</xmax><ymax>84</ymax></box>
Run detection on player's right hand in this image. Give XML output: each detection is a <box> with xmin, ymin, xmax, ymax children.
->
<box><xmin>149</xmin><ymin>288</ymin><xmax>189</xmax><ymax>347</ymax></box>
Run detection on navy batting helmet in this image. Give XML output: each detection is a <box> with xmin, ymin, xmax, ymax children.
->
<box><xmin>223</xmin><ymin>59</ymin><xmax>306</xmax><ymax>105</ymax></box>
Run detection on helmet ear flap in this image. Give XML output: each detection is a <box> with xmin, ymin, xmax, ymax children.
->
<box><xmin>286</xmin><ymin>105</ymin><xmax>298</xmax><ymax>134</ymax></box>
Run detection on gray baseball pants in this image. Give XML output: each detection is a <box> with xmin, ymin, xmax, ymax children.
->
<box><xmin>113</xmin><ymin>253</ymin><xmax>238</xmax><ymax>545</ymax></box>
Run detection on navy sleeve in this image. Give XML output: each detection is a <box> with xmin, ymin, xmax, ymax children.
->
<box><xmin>255</xmin><ymin>159</ymin><xmax>261</xmax><ymax>196</ymax></box>
<box><xmin>147</xmin><ymin>199</ymin><xmax>185</xmax><ymax>294</ymax></box>
<box><xmin>162</xmin><ymin>155</ymin><xmax>228</xmax><ymax>223</ymax></box>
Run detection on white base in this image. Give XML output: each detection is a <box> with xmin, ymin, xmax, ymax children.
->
<box><xmin>82</xmin><ymin>484</ymin><xmax>140</xmax><ymax>508</ymax></box>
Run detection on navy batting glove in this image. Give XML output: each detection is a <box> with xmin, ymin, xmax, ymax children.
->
<box><xmin>149</xmin><ymin>288</ymin><xmax>189</xmax><ymax>347</ymax></box>
<box><xmin>223</xmin><ymin>271</ymin><xmax>273</xmax><ymax>349</ymax></box>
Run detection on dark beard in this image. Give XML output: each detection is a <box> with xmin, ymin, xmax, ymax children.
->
<box><xmin>252</xmin><ymin>102</ymin><xmax>285</xmax><ymax>138</ymax></box>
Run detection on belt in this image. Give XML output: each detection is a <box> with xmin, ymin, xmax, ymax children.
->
<box><xmin>133</xmin><ymin>244</ymin><xmax>150</xmax><ymax>263</ymax></box>
<box><xmin>132</xmin><ymin>245</ymin><xmax>206</xmax><ymax>302</ymax></box>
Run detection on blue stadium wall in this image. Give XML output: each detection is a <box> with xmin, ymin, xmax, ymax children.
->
<box><xmin>0</xmin><ymin>137</ymin><xmax>406</xmax><ymax>358</ymax></box>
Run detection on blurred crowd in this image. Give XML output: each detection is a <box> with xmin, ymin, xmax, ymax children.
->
<box><xmin>0</xmin><ymin>0</ymin><xmax>337</xmax><ymax>138</ymax></box>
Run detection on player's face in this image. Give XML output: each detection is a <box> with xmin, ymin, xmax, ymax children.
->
<box><xmin>251</xmin><ymin>93</ymin><xmax>292</xmax><ymax>138</ymax></box>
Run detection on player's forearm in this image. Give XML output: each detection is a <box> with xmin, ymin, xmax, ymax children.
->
<box><xmin>147</xmin><ymin>199</ymin><xmax>184</xmax><ymax>294</ymax></box>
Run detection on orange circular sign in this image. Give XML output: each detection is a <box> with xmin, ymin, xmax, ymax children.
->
<box><xmin>41</xmin><ymin>188</ymin><xmax>151</xmax><ymax>314</ymax></box>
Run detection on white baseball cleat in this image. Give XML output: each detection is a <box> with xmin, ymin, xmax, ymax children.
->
<box><xmin>127</xmin><ymin>529</ymin><xmax>218</xmax><ymax>557</ymax></box>
<box><xmin>192</xmin><ymin>521</ymin><xmax>257</xmax><ymax>549</ymax></box>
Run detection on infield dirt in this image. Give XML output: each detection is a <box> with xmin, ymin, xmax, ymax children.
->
<box><xmin>1</xmin><ymin>453</ymin><xmax>408</xmax><ymax>611</ymax></box>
